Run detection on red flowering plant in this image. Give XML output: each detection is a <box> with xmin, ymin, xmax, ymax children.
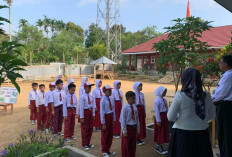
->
<box><xmin>154</xmin><ymin>17</ymin><xmax>212</xmax><ymax>93</ymax></box>
<box><xmin>195</xmin><ymin>53</ymin><xmax>221</xmax><ymax>91</ymax></box>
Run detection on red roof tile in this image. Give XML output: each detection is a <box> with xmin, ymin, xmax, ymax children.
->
<box><xmin>122</xmin><ymin>25</ymin><xmax>232</xmax><ymax>54</ymax></box>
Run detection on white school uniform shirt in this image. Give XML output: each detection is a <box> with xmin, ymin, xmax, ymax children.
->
<box><xmin>212</xmin><ymin>69</ymin><xmax>232</xmax><ymax>102</ymax></box>
<box><xmin>79</xmin><ymin>92</ymin><xmax>95</xmax><ymax>119</ymax></box>
<box><xmin>36</xmin><ymin>91</ymin><xmax>45</xmax><ymax>107</ymax></box>
<box><xmin>45</xmin><ymin>90</ymin><xmax>52</xmax><ymax>107</ymax></box>
<box><xmin>133</xmin><ymin>81</ymin><xmax>146</xmax><ymax>111</ymax></box>
<box><xmin>120</xmin><ymin>103</ymin><xmax>140</xmax><ymax>134</ymax></box>
<box><xmin>49</xmin><ymin>89</ymin><xmax>66</xmax><ymax>107</ymax></box>
<box><xmin>28</xmin><ymin>90</ymin><xmax>38</xmax><ymax>105</ymax></box>
<box><xmin>100</xmin><ymin>96</ymin><xmax>116</xmax><ymax>124</ymax></box>
<box><xmin>154</xmin><ymin>87</ymin><xmax>168</xmax><ymax>123</ymax></box>
<box><xmin>111</xmin><ymin>80</ymin><xmax>124</xmax><ymax>105</ymax></box>
<box><xmin>63</xmin><ymin>93</ymin><xmax>78</xmax><ymax>117</ymax></box>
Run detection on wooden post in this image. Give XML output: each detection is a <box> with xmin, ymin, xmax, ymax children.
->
<box><xmin>135</xmin><ymin>55</ymin><xmax>137</xmax><ymax>71</ymax></box>
<box><xmin>30</xmin><ymin>51</ymin><xmax>32</xmax><ymax>66</ymax></box>
<box><xmin>129</xmin><ymin>55</ymin><xmax>132</xmax><ymax>71</ymax></box>
<box><xmin>103</xmin><ymin>64</ymin><xmax>105</xmax><ymax>80</ymax></box>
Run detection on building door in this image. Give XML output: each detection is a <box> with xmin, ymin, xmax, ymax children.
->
<box><xmin>137</xmin><ymin>56</ymin><xmax>142</xmax><ymax>70</ymax></box>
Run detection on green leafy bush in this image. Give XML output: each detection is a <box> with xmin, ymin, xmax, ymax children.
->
<box><xmin>0</xmin><ymin>130</ymin><xmax>67</xmax><ymax>157</ymax></box>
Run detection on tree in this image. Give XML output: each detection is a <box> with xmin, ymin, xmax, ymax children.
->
<box><xmin>50</xmin><ymin>19</ymin><xmax>56</xmax><ymax>35</ymax></box>
<box><xmin>36</xmin><ymin>19</ymin><xmax>44</xmax><ymax>30</ymax></box>
<box><xmin>3</xmin><ymin>0</ymin><xmax>13</xmax><ymax>41</ymax></box>
<box><xmin>55</xmin><ymin>20</ymin><xmax>65</xmax><ymax>32</ymax></box>
<box><xmin>154</xmin><ymin>17</ymin><xmax>212</xmax><ymax>92</ymax></box>
<box><xmin>89</xmin><ymin>43</ymin><xmax>108</xmax><ymax>60</ymax></box>
<box><xmin>0</xmin><ymin>5</ymin><xmax>27</xmax><ymax>93</ymax></box>
<box><xmin>19</xmin><ymin>19</ymin><xmax>28</xmax><ymax>28</ymax></box>
<box><xmin>43</xmin><ymin>15</ymin><xmax>50</xmax><ymax>37</ymax></box>
<box><xmin>14</xmin><ymin>24</ymin><xmax>44</xmax><ymax>64</ymax></box>
<box><xmin>85</xmin><ymin>23</ymin><xmax>105</xmax><ymax>48</ymax></box>
<box><xmin>143</xmin><ymin>25</ymin><xmax>162</xmax><ymax>40</ymax></box>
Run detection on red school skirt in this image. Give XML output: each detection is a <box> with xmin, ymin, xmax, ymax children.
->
<box><xmin>94</xmin><ymin>98</ymin><xmax>101</xmax><ymax>128</ymax></box>
<box><xmin>154</xmin><ymin>112</ymin><xmax>170</xmax><ymax>144</ymax></box>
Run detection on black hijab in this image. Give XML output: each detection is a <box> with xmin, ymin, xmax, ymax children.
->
<box><xmin>181</xmin><ymin>68</ymin><xmax>206</xmax><ymax>120</ymax></box>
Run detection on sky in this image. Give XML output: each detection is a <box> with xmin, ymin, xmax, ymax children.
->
<box><xmin>0</xmin><ymin>0</ymin><xmax>232</xmax><ymax>35</ymax></box>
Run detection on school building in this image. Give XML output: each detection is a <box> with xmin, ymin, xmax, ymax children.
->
<box><xmin>121</xmin><ymin>25</ymin><xmax>232</xmax><ymax>71</ymax></box>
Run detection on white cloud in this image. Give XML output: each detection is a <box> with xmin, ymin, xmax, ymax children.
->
<box><xmin>77</xmin><ymin>0</ymin><xmax>97</xmax><ymax>7</ymax></box>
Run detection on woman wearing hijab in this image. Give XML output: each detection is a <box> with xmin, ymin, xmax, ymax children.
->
<box><xmin>64</xmin><ymin>79</ymin><xmax>74</xmax><ymax>94</ymax></box>
<box><xmin>133</xmin><ymin>81</ymin><xmax>146</xmax><ymax>146</ymax></box>
<box><xmin>56</xmin><ymin>74</ymin><xmax>65</xmax><ymax>90</ymax></box>
<box><xmin>167</xmin><ymin>68</ymin><xmax>215</xmax><ymax>157</ymax></box>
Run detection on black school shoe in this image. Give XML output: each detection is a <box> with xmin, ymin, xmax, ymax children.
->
<box><xmin>154</xmin><ymin>145</ymin><xmax>167</xmax><ymax>155</ymax></box>
<box><xmin>136</xmin><ymin>140</ymin><xmax>143</xmax><ymax>146</ymax></box>
<box><xmin>108</xmin><ymin>151</ymin><xmax>116</xmax><ymax>156</ymax></box>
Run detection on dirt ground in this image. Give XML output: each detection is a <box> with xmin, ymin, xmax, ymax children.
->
<box><xmin>0</xmin><ymin>79</ymin><xmax>182</xmax><ymax>157</ymax></box>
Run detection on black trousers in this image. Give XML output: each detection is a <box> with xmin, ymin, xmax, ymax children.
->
<box><xmin>216</xmin><ymin>101</ymin><xmax>232</xmax><ymax>157</ymax></box>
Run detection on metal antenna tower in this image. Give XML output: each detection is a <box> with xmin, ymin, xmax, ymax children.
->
<box><xmin>97</xmin><ymin>0</ymin><xmax>121</xmax><ymax>63</ymax></box>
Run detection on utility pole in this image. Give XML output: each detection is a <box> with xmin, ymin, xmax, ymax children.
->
<box><xmin>97</xmin><ymin>0</ymin><xmax>122</xmax><ymax>63</ymax></box>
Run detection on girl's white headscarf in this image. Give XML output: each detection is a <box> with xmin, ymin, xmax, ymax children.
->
<box><xmin>56</xmin><ymin>74</ymin><xmax>62</xmax><ymax>80</ymax></box>
<box><xmin>133</xmin><ymin>81</ymin><xmax>142</xmax><ymax>93</ymax></box>
<box><xmin>81</xmin><ymin>77</ymin><xmax>88</xmax><ymax>86</ymax></box>
<box><xmin>155</xmin><ymin>86</ymin><xmax>167</xmax><ymax>97</ymax></box>
<box><xmin>68</xmin><ymin>79</ymin><xmax>74</xmax><ymax>85</ymax></box>
<box><xmin>113</xmin><ymin>80</ymin><xmax>121</xmax><ymax>90</ymax></box>
<box><xmin>95</xmin><ymin>79</ymin><xmax>102</xmax><ymax>89</ymax></box>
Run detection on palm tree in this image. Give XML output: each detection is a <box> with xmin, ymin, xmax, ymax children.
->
<box><xmin>19</xmin><ymin>19</ymin><xmax>28</xmax><ymax>28</ymax></box>
<box><xmin>50</xmin><ymin>19</ymin><xmax>56</xmax><ymax>35</ymax></box>
<box><xmin>3</xmin><ymin>0</ymin><xmax>13</xmax><ymax>41</ymax></box>
<box><xmin>43</xmin><ymin>15</ymin><xmax>50</xmax><ymax>37</ymax></box>
<box><xmin>36</xmin><ymin>19</ymin><xmax>44</xmax><ymax>30</ymax></box>
<box><xmin>55</xmin><ymin>20</ymin><xmax>66</xmax><ymax>32</ymax></box>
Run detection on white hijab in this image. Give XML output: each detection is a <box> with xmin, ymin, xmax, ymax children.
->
<box><xmin>133</xmin><ymin>81</ymin><xmax>142</xmax><ymax>94</ymax></box>
<box><xmin>113</xmin><ymin>80</ymin><xmax>121</xmax><ymax>90</ymax></box>
<box><xmin>81</xmin><ymin>77</ymin><xmax>88</xmax><ymax>87</ymax></box>
<box><xmin>68</xmin><ymin>79</ymin><xmax>74</xmax><ymax>85</ymax></box>
<box><xmin>95</xmin><ymin>79</ymin><xmax>102</xmax><ymax>89</ymax></box>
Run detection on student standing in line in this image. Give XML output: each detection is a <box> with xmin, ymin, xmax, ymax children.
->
<box><xmin>111</xmin><ymin>80</ymin><xmax>123</xmax><ymax>138</ymax></box>
<box><xmin>133</xmin><ymin>81</ymin><xmax>146</xmax><ymax>146</ymax></box>
<box><xmin>92</xmin><ymin>79</ymin><xmax>104</xmax><ymax>132</ymax></box>
<box><xmin>63</xmin><ymin>83</ymin><xmax>78</xmax><ymax>142</ymax></box>
<box><xmin>154</xmin><ymin>86</ymin><xmax>169</xmax><ymax>155</ymax></box>
<box><xmin>50</xmin><ymin>79</ymin><xmax>66</xmax><ymax>141</ymax></box>
<box><xmin>45</xmin><ymin>82</ymin><xmax>56</xmax><ymax>134</ymax></box>
<box><xmin>79</xmin><ymin>81</ymin><xmax>95</xmax><ymax>151</ymax></box>
<box><xmin>28</xmin><ymin>82</ymin><xmax>38</xmax><ymax>125</ymax></box>
<box><xmin>120</xmin><ymin>91</ymin><xmax>140</xmax><ymax>157</ymax></box>
<box><xmin>36</xmin><ymin>84</ymin><xmax>46</xmax><ymax>132</ymax></box>
<box><xmin>100</xmin><ymin>85</ymin><xmax>116</xmax><ymax>157</ymax></box>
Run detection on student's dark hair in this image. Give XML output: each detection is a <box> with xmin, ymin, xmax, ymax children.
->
<box><xmin>39</xmin><ymin>84</ymin><xmax>45</xmax><ymax>88</ymax></box>
<box><xmin>125</xmin><ymin>91</ymin><xmax>135</xmax><ymax>100</ymax></box>
<box><xmin>56</xmin><ymin>79</ymin><xmax>63</xmax><ymax>85</ymax></box>
<box><xmin>222</xmin><ymin>55</ymin><xmax>232</xmax><ymax>68</ymax></box>
<box><xmin>32</xmin><ymin>83</ymin><xmax>38</xmax><ymax>87</ymax></box>
<box><xmin>68</xmin><ymin>83</ymin><xmax>76</xmax><ymax>90</ymax></box>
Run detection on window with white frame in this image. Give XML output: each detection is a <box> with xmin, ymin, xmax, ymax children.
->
<box><xmin>151</xmin><ymin>56</ymin><xmax>156</xmax><ymax>63</ymax></box>
<box><xmin>144</xmin><ymin>56</ymin><xmax>148</xmax><ymax>64</ymax></box>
